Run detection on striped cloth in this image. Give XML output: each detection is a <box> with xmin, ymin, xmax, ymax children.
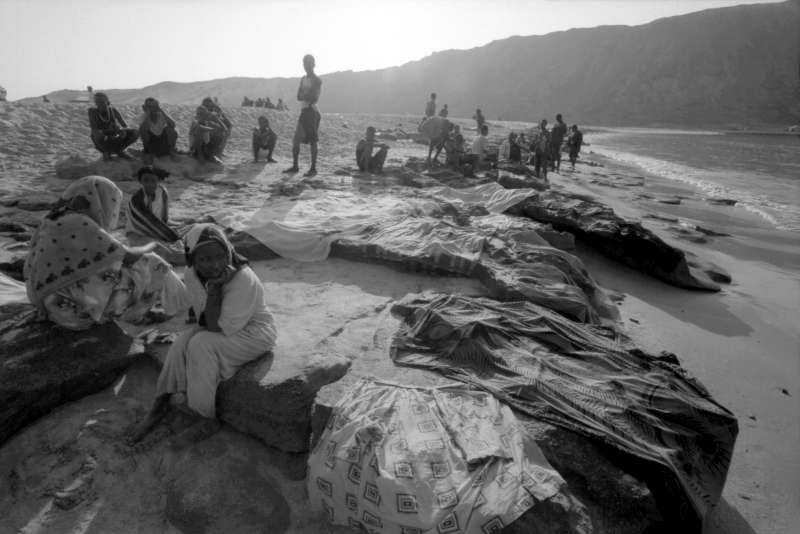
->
<box><xmin>126</xmin><ymin>186</ymin><xmax>179</xmax><ymax>242</ymax></box>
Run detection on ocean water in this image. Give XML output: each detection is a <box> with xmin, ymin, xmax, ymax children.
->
<box><xmin>587</xmin><ymin>128</ymin><xmax>800</xmax><ymax>232</ymax></box>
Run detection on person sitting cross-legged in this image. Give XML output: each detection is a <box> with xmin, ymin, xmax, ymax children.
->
<box><xmin>356</xmin><ymin>127</ymin><xmax>390</xmax><ymax>173</ymax></box>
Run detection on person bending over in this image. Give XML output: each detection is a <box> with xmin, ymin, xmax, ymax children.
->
<box><xmin>139</xmin><ymin>97</ymin><xmax>178</xmax><ymax>160</ymax></box>
<box><xmin>284</xmin><ymin>54</ymin><xmax>322</xmax><ymax>177</ymax></box>
<box><xmin>126</xmin><ymin>165</ymin><xmax>180</xmax><ymax>242</ymax></box>
<box><xmin>131</xmin><ymin>223</ymin><xmax>277</xmax><ymax>446</ymax></box>
<box><xmin>88</xmin><ymin>92</ymin><xmax>139</xmax><ymax>160</ymax></box>
<box><xmin>252</xmin><ymin>116</ymin><xmax>278</xmax><ymax>163</ymax></box>
<box><xmin>356</xmin><ymin>126</ymin><xmax>390</xmax><ymax>173</ymax></box>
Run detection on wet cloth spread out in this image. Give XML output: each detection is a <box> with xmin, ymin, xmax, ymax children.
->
<box><xmin>389</xmin><ymin>293</ymin><xmax>738</xmax><ymax>526</ymax></box>
<box><xmin>308</xmin><ymin>378</ymin><xmax>573</xmax><ymax>534</ymax></box>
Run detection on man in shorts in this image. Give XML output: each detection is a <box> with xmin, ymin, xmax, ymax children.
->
<box><xmin>284</xmin><ymin>54</ymin><xmax>322</xmax><ymax>177</ymax></box>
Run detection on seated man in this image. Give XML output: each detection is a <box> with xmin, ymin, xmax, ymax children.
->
<box><xmin>189</xmin><ymin>106</ymin><xmax>227</xmax><ymax>164</ymax></box>
<box><xmin>139</xmin><ymin>97</ymin><xmax>178</xmax><ymax>160</ymax></box>
<box><xmin>465</xmin><ymin>124</ymin><xmax>495</xmax><ymax>173</ymax></box>
<box><xmin>88</xmin><ymin>92</ymin><xmax>139</xmax><ymax>160</ymax></box>
<box><xmin>252</xmin><ymin>116</ymin><xmax>278</xmax><ymax>163</ymax></box>
<box><xmin>356</xmin><ymin>126</ymin><xmax>390</xmax><ymax>173</ymax></box>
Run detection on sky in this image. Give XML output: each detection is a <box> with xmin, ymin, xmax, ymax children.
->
<box><xmin>0</xmin><ymin>0</ymin><xmax>785</xmax><ymax>100</ymax></box>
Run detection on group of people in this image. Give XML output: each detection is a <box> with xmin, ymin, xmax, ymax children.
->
<box><xmin>24</xmin><ymin>174</ymin><xmax>277</xmax><ymax>447</ymax></box>
<box><xmin>504</xmin><ymin>114</ymin><xmax>583</xmax><ymax>178</ymax></box>
<box><xmin>86</xmin><ymin>54</ymin><xmax>322</xmax><ymax>176</ymax></box>
<box><xmin>241</xmin><ymin>96</ymin><xmax>288</xmax><ymax>110</ymax></box>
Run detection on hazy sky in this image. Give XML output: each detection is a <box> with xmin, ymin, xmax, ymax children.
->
<box><xmin>0</xmin><ymin>0</ymin><xmax>784</xmax><ymax>100</ymax></box>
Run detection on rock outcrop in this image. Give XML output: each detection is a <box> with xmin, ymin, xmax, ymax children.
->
<box><xmin>0</xmin><ymin>303</ymin><xmax>140</xmax><ymax>446</ymax></box>
<box><xmin>507</xmin><ymin>192</ymin><xmax>729</xmax><ymax>291</ymax></box>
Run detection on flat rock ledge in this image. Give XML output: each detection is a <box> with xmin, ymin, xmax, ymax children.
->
<box><xmin>0</xmin><ymin>303</ymin><xmax>141</xmax><ymax>446</ymax></box>
<box><xmin>145</xmin><ymin>335</ymin><xmax>351</xmax><ymax>453</ymax></box>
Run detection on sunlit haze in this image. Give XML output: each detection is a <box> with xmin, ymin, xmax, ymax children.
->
<box><xmin>0</xmin><ymin>0</ymin><xmax>784</xmax><ymax>100</ymax></box>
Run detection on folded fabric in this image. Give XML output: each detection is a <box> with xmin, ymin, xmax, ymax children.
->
<box><xmin>308</xmin><ymin>378</ymin><xmax>569</xmax><ymax>534</ymax></box>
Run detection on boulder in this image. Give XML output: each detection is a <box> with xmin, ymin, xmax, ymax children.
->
<box><xmin>0</xmin><ymin>303</ymin><xmax>140</xmax><ymax>445</ymax></box>
<box><xmin>145</xmin><ymin>337</ymin><xmax>351</xmax><ymax>453</ymax></box>
<box><xmin>165</xmin><ymin>435</ymin><xmax>292</xmax><ymax>534</ymax></box>
<box><xmin>507</xmin><ymin>192</ymin><xmax>727</xmax><ymax>291</ymax></box>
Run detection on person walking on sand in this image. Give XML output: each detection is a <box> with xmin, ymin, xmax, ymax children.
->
<box><xmin>88</xmin><ymin>92</ymin><xmax>139</xmax><ymax>160</ymax></box>
<box><xmin>252</xmin><ymin>115</ymin><xmax>278</xmax><ymax>163</ymax></box>
<box><xmin>568</xmin><ymin>124</ymin><xmax>583</xmax><ymax>170</ymax></box>
<box><xmin>284</xmin><ymin>54</ymin><xmax>322</xmax><ymax>177</ymax></box>
<box><xmin>438</xmin><ymin>104</ymin><xmax>449</xmax><ymax>118</ymax></box>
<box><xmin>549</xmin><ymin>113</ymin><xmax>567</xmax><ymax>173</ymax></box>
<box><xmin>356</xmin><ymin>126</ymin><xmax>390</xmax><ymax>174</ymax></box>
<box><xmin>425</xmin><ymin>93</ymin><xmax>437</xmax><ymax>118</ymax></box>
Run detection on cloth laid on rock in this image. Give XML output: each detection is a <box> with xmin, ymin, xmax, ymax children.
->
<box><xmin>0</xmin><ymin>273</ymin><xmax>28</xmax><ymax>305</ymax></box>
<box><xmin>126</xmin><ymin>186</ymin><xmax>180</xmax><ymax>242</ymax></box>
<box><xmin>389</xmin><ymin>293</ymin><xmax>738</xmax><ymax>527</ymax></box>
<box><xmin>308</xmin><ymin>378</ymin><xmax>570</xmax><ymax>534</ymax></box>
<box><xmin>426</xmin><ymin>183</ymin><xmax>536</xmax><ymax>214</ymax></box>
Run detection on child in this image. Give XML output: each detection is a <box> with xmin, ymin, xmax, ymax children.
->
<box><xmin>126</xmin><ymin>166</ymin><xmax>180</xmax><ymax>242</ymax></box>
<box><xmin>252</xmin><ymin>116</ymin><xmax>278</xmax><ymax>163</ymax></box>
<box><xmin>131</xmin><ymin>223</ymin><xmax>277</xmax><ymax>446</ymax></box>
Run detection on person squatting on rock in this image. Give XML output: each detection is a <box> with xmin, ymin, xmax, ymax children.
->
<box><xmin>88</xmin><ymin>92</ymin><xmax>139</xmax><ymax>160</ymax></box>
<box><xmin>23</xmin><ymin>175</ymin><xmax>184</xmax><ymax>330</ymax></box>
<box><xmin>568</xmin><ymin>124</ymin><xmax>583</xmax><ymax>170</ymax></box>
<box><xmin>138</xmin><ymin>97</ymin><xmax>178</xmax><ymax>160</ymax></box>
<box><xmin>549</xmin><ymin>113</ymin><xmax>567</xmax><ymax>173</ymax></box>
<box><xmin>356</xmin><ymin>126</ymin><xmax>390</xmax><ymax>173</ymax></box>
<box><xmin>126</xmin><ymin>165</ymin><xmax>180</xmax><ymax>242</ymax></box>
<box><xmin>131</xmin><ymin>223</ymin><xmax>277</xmax><ymax>446</ymax></box>
<box><xmin>252</xmin><ymin>115</ymin><xmax>278</xmax><ymax>163</ymax></box>
<box><xmin>284</xmin><ymin>54</ymin><xmax>322</xmax><ymax>177</ymax></box>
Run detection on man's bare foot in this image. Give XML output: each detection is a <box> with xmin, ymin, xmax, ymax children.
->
<box><xmin>303</xmin><ymin>168</ymin><xmax>317</xmax><ymax>177</ymax></box>
<box><xmin>117</xmin><ymin>151</ymin><xmax>133</xmax><ymax>160</ymax></box>
<box><xmin>267</xmin><ymin>157</ymin><xmax>277</xmax><ymax>163</ymax></box>
<box><xmin>283</xmin><ymin>166</ymin><xmax>299</xmax><ymax>173</ymax></box>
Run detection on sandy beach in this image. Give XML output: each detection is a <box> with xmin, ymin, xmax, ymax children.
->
<box><xmin>0</xmin><ymin>102</ymin><xmax>797</xmax><ymax>534</ymax></box>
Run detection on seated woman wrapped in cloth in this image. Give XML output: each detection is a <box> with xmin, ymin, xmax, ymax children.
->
<box><xmin>131</xmin><ymin>223</ymin><xmax>277</xmax><ymax>446</ymax></box>
<box><xmin>23</xmin><ymin>175</ymin><xmax>186</xmax><ymax>330</ymax></box>
<box><xmin>126</xmin><ymin>165</ymin><xmax>180</xmax><ymax>243</ymax></box>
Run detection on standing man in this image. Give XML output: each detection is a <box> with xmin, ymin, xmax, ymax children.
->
<box><xmin>568</xmin><ymin>124</ymin><xmax>583</xmax><ymax>170</ymax></box>
<box><xmin>88</xmin><ymin>92</ymin><xmax>139</xmax><ymax>160</ymax></box>
<box><xmin>285</xmin><ymin>54</ymin><xmax>322</xmax><ymax>177</ymax></box>
<box><xmin>530</xmin><ymin>119</ymin><xmax>550</xmax><ymax>180</ymax></box>
<box><xmin>550</xmin><ymin>113</ymin><xmax>567</xmax><ymax>173</ymax></box>
<box><xmin>425</xmin><ymin>93</ymin><xmax>437</xmax><ymax>118</ymax></box>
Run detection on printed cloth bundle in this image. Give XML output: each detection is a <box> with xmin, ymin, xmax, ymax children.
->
<box><xmin>308</xmin><ymin>378</ymin><xmax>567</xmax><ymax>534</ymax></box>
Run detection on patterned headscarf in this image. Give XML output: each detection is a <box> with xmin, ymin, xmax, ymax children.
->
<box><xmin>183</xmin><ymin>223</ymin><xmax>247</xmax><ymax>270</ymax></box>
<box><xmin>24</xmin><ymin>176</ymin><xmax>126</xmax><ymax>311</ymax></box>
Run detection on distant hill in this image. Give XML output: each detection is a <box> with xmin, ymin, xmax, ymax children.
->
<box><xmin>25</xmin><ymin>0</ymin><xmax>800</xmax><ymax>127</ymax></box>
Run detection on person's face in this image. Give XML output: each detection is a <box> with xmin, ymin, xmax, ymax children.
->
<box><xmin>145</xmin><ymin>100</ymin><xmax>159</xmax><ymax>115</ymax></box>
<box><xmin>140</xmin><ymin>173</ymin><xmax>159</xmax><ymax>197</ymax></box>
<box><xmin>95</xmin><ymin>95</ymin><xmax>109</xmax><ymax>109</ymax></box>
<box><xmin>303</xmin><ymin>56</ymin><xmax>315</xmax><ymax>74</ymax></box>
<box><xmin>193</xmin><ymin>241</ymin><xmax>229</xmax><ymax>280</ymax></box>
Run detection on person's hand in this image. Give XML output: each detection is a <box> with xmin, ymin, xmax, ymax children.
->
<box><xmin>206</xmin><ymin>265</ymin><xmax>237</xmax><ymax>292</ymax></box>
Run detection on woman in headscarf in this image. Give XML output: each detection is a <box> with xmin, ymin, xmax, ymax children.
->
<box><xmin>126</xmin><ymin>165</ymin><xmax>180</xmax><ymax>242</ymax></box>
<box><xmin>131</xmin><ymin>223</ymin><xmax>277</xmax><ymax>444</ymax></box>
<box><xmin>24</xmin><ymin>175</ymin><xmax>186</xmax><ymax>330</ymax></box>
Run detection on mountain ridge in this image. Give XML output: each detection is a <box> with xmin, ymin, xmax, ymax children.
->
<box><xmin>21</xmin><ymin>0</ymin><xmax>800</xmax><ymax>127</ymax></box>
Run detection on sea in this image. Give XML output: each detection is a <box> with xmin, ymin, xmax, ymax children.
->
<box><xmin>584</xmin><ymin>128</ymin><xmax>800</xmax><ymax>232</ymax></box>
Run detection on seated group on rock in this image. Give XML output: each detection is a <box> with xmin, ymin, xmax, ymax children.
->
<box><xmin>23</xmin><ymin>175</ymin><xmax>277</xmax><ymax>447</ymax></box>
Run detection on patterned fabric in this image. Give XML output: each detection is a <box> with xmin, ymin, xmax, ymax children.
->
<box><xmin>308</xmin><ymin>378</ymin><xmax>565</xmax><ymax>534</ymax></box>
<box><xmin>389</xmin><ymin>293</ymin><xmax>738</xmax><ymax>527</ymax></box>
<box><xmin>24</xmin><ymin>176</ymin><xmax>125</xmax><ymax>311</ymax></box>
